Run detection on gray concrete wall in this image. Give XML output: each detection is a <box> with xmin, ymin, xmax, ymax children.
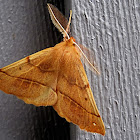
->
<box><xmin>70</xmin><ymin>0</ymin><xmax>140</xmax><ymax>140</ymax></box>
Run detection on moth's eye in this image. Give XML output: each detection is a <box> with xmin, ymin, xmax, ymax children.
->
<box><xmin>85</xmin><ymin>97</ymin><xmax>87</xmax><ymax>101</ymax></box>
<box><xmin>65</xmin><ymin>36</ymin><xmax>68</xmax><ymax>40</ymax></box>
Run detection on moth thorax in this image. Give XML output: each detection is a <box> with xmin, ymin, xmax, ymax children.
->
<box><xmin>66</xmin><ymin>37</ymin><xmax>76</xmax><ymax>46</ymax></box>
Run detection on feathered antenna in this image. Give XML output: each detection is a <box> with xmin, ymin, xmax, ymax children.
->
<box><xmin>47</xmin><ymin>4</ymin><xmax>70</xmax><ymax>39</ymax></box>
<box><xmin>64</xmin><ymin>10</ymin><xmax>72</xmax><ymax>39</ymax></box>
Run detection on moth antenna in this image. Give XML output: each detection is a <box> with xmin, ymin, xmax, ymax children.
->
<box><xmin>47</xmin><ymin>4</ymin><xmax>70</xmax><ymax>39</ymax></box>
<box><xmin>64</xmin><ymin>10</ymin><xmax>72</xmax><ymax>39</ymax></box>
<box><xmin>74</xmin><ymin>42</ymin><xmax>100</xmax><ymax>75</ymax></box>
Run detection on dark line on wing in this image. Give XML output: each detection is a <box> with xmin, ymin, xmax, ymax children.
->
<box><xmin>58</xmin><ymin>90</ymin><xmax>100</xmax><ymax>117</ymax></box>
<box><xmin>28</xmin><ymin>62</ymin><xmax>57</xmax><ymax>73</ymax></box>
<box><xmin>0</xmin><ymin>70</ymin><xmax>47</xmax><ymax>86</ymax></box>
<box><xmin>62</xmin><ymin>74</ymin><xmax>90</xmax><ymax>89</ymax></box>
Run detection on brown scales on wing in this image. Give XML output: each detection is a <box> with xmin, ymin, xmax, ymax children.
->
<box><xmin>0</xmin><ymin>38</ymin><xmax>105</xmax><ymax>135</ymax></box>
<box><xmin>0</xmin><ymin>3</ymin><xmax>105</xmax><ymax>135</ymax></box>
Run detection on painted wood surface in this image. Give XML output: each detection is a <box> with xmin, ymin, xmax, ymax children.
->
<box><xmin>70</xmin><ymin>0</ymin><xmax>140</xmax><ymax>140</ymax></box>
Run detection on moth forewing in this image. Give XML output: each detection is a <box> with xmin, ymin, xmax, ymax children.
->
<box><xmin>0</xmin><ymin>3</ymin><xmax>105</xmax><ymax>136</ymax></box>
<box><xmin>73</xmin><ymin>42</ymin><xmax>100</xmax><ymax>74</ymax></box>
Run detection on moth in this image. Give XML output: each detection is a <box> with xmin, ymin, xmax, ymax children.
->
<box><xmin>0</xmin><ymin>4</ymin><xmax>105</xmax><ymax>135</ymax></box>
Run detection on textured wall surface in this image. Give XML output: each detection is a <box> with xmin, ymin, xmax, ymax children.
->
<box><xmin>70</xmin><ymin>0</ymin><xmax>140</xmax><ymax>140</ymax></box>
<box><xmin>0</xmin><ymin>0</ymin><xmax>70</xmax><ymax>140</ymax></box>
<box><xmin>0</xmin><ymin>0</ymin><xmax>139</xmax><ymax>140</ymax></box>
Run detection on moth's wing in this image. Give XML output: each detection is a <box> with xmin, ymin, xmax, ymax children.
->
<box><xmin>53</xmin><ymin>42</ymin><xmax>105</xmax><ymax>135</ymax></box>
<box><xmin>79</xmin><ymin>44</ymin><xmax>100</xmax><ymax>74</ymax></box>
<box><xmin>0</xmin><ymin>42</ymin><xmax>65</xmax><ymax>106</ymax></box>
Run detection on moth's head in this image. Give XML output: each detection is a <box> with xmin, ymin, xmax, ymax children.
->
<box><xmin>69</xmin><ymin>37</ymin><xmax>76</xmax><ymax>43</ymax></box>
<box><xmin>66</xmin><ymin>37</ymin><xmax>76</xmax><ymax>46</ymax></box>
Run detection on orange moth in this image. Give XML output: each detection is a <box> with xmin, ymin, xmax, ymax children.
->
<box><xmin>0</xmin><ymin>4</ymin><xmax>105</xmax><ymax>135</ymax></box>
